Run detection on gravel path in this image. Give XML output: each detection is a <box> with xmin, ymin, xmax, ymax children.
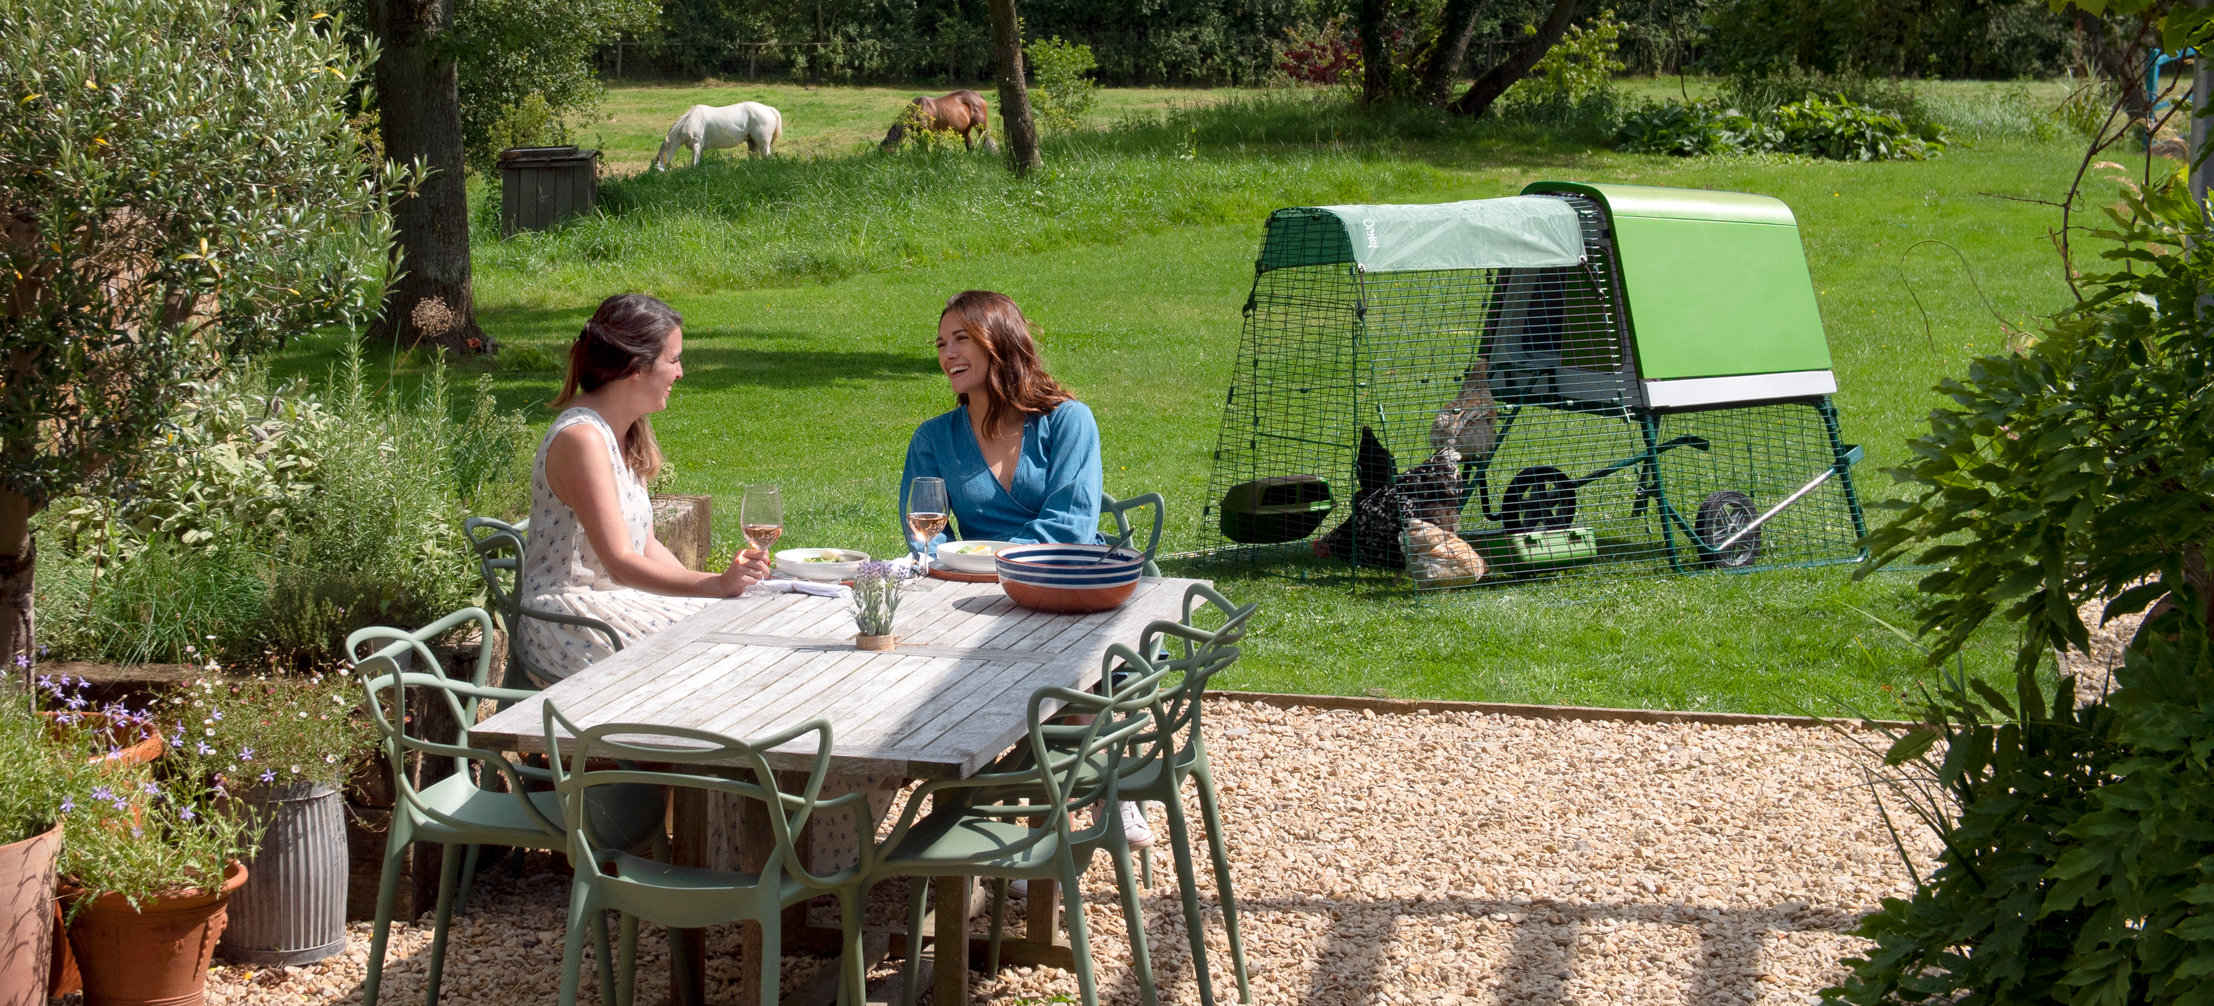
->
<box><xmin>187</xmin><ymin>700</ymin><xmax>1931</xmax><ymax>1006</ymax></box>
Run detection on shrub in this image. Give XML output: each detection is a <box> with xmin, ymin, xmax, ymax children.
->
<box><xmin>1832</xmin><ymin>171</ymin><xmax>2214</xmax><ymax>1005</ymax></box>
<box><xmin>1027</xmin><ymin>37</ymin><xmax>1101</xmax><ymax>133</ymax></box>
<box><xmin>1720</xmin><ymin>67</ymin><xmax>1937</xmax><ymax>134</ymax></box>
<box><xmin>1616</xmin><ymin>99</ymin><xmax>1775</xmax><ymax>155</ymax></box>
<box><xmin>1495</xmin><ymin>12</ymin><xmax>1630</xmax><ymax>136</ymax></box>
<box><xmin>34</xmin><ymin>343</ymin><xmax>535</xmax><ymax>668</ymax></box>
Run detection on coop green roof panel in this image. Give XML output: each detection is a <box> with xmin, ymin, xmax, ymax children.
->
<box><xmin>1256</xmin><ymin>197</ymin><xmax>1585</xmax><ymax>274</ymax></box>
<box><xmin>1524</xmin><ymin>181</ymin><xmax>1832</xmax><ymax>382</ymax></box>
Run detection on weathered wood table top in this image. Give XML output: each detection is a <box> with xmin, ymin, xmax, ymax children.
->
<box><xmin>470</xmin><ymin>575</ymin><xmax>1208</xmax><ymax>778</ymax></box>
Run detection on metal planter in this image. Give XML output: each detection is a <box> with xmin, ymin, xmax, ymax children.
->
<box><xmin>220</xmin><ymin>783</ymin><xmax>346</xmax><ymax>966</ymax></box>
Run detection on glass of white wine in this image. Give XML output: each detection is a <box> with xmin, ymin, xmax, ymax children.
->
<box><xmin>741</xmin><ymin>485</ymin><xmax>783</xmax><ymax>583</ymax></box>
<box><xmin>906</xmin><ymin>477</ymin><xmax>948</xmax><ymax>567</ymax></box>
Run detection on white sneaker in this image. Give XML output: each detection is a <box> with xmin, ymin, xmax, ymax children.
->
<box><xmin>1119</xmin><ymin>801</ymin><xmax>1156</xmax><ymax>849</ymax></box>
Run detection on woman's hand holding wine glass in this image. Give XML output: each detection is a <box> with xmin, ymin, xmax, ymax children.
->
<box><xmin>725</xmin><ymin>484</ymin><xmax>783</xmax><ymax>596</ymax></box>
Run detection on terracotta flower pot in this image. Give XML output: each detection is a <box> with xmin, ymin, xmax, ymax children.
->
<box><xmin>41</xmin><ymin>712</ymin><xmax>165</xmax><ymax>767</ymax></box>
<box><xmin>0</xmin><ymin>823</ymin><xmax>61</xmax><ymax>1006</ymax></box>
<box><xmin>64</xmin><ymin>860</ymin><xmax>248</xmax><ymax>1006</ymax></box>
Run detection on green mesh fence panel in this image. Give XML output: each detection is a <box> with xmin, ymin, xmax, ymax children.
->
<box><xmin>1196</xmin><ymin>193</ymin><xmax>1867</xmax><ymax>592</ymax></box>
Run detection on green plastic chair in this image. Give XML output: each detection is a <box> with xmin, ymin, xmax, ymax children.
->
<box><xmin>542</xmin><ymin>702</ymin><xmax>874</xmax><ymax>1006</ymax></box>
<box><xmin>867</xmin><ymin>646</ymin><xmax>1168</xmax><ymax>1006</ymax></box>
<box><xmin>1018</xmin><ymin>585</ymin><xmax>1259</xmax><ymax>1006</ymax></box>
<box><xmin>354</xmin><ymin>608</ymin><xmax>665</xmax><ymax>1006</ymax></box>
<box><xmin>464</xmin><ymin>515</ymin><xmax>625</xmax><ymax>693</ymax></box>
<box><xmin>1101</xmin><ymin>492</ymin><xmax>1166</xmax><ymax>576</ymax></box>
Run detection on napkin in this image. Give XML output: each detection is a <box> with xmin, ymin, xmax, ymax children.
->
<box><xmin>758</xmin><ymin>577</ymin><xmax>851</xmax><ymax>599</ymax></box>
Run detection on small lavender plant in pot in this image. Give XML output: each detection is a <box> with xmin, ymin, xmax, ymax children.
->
<box><xmin>851</xmin><ymin>560</ymin><xmax>905</xmax><ymax>650</ymax></box>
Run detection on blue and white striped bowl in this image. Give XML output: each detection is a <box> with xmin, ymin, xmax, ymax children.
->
<box><xmin>996</xmin><ymin>544</ymin><xmax>1145</xmax><ymax>612</ymax></box>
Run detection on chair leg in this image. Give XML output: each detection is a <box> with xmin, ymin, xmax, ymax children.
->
<box><xmin>424</xmin><ymin>843</ymin><xmax>465</xmax><ymax>1006</ymax></box>
<box><xmin>361</xmin><ymin>823</ymin><xmax>411</xmax><ymax>1006</ymax></box>
<box><xmin>899</xmin><ymin>878</ymin><xmax>929</xmax><ymax>1006</ymax></box>
<box><xmin>666</xmin><ymin>910</ymin><xmax>692</xmax><ymax>1004</ymax></box>
<box><xmin>616</xmin><ymin>912</ymin><xmax>640</xmax><ymax>1006</ymax></box>
<box><xmin>558</xmin><ymin>884</ymin><xmax>595</xmax><ymax>1006</ymax></box>
<box><xmin>592</xmin><ymin>909</ymin><xmax>618</xmax><ymax>1006</ymax></box>
<box><xmin>838</xmin><ymin>888</ymin><xmax>868</xmax><ymax>1006</ymax></box>
<box><xmin>1194</xmin><ymin>767</ymin><xmax>1252</xmax><ymax>1003</ymax></box>
<box><xmin>1162</xmin><ymin>789</ymin><xmax>1219</xmax><ymax>1006</ymax></box>
<box><xmin>453</xmin><ymin>843</ymin><xmax>482</xmax><ymax>915</ymax></box>
<box><xmin>1061</xmin><ymin>863</ymin><xmax>1100</xmax><ymax>1006</ymax></box>
<box><xmin>1107</xmin><ymin>839</ymin><xmax>1158</xmax><ymax>1006</ymax></box>
<box><xmin>986</xmin><ymin>878</ymin><xmax>1009</xmax><ymax>977</ymax></box>
<box><xmin>758</xmin><ymin>907</ymin><xmax>782</xmax><ymax>1006</ymax></box>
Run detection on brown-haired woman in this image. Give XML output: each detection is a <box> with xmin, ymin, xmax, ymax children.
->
<box><xmin>898</xmin><ymin>289</ymin><xmax>1104</xmax><ymax>550</ymax></box>
<box><xmin>518</xmin><ymin>293</ymin><xmax>771</xmax><ymax>682</ymax></box>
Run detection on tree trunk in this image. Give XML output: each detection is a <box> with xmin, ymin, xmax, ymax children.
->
<box><xmin>986</xmin><ymin>0</ymin><xmax>1041</xmax><ymax>173</ymax></box>
<box><xmin>1417</xmin><ymin>0</ymin><xmax>1492</xmax><ymax>107</ymax></box>
<box><xmin>1358</xmin><ymin>0</ymin><xmax>1390</xmax><ymax>105</ymax></box>
<box><xmin>366</xmin><ymin>0</ymin><xmax>489</xmax><ymax>355</ymax></box>
<box><xmin>0</xmin><ymin>487</ymin><xmax>30</xmax><ymax>669</ymax></box>
<box><xmin>2191</xmin><ymin>5</ymin><xmax>2212</xmax><ymax>208</ymax></box>
<box><xmin>1447</xmin><ymin>0</ymin><xmax>1582</xmax><ymax>118</ymax></box>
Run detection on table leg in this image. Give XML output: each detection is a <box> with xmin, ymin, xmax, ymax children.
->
<box><xmin>668</xmin><ymin>787</ymin><xmax>709</xmax><ymax>1006</ymax></box>
<box><xmin>934</xmin><ymin>874</ymin><xmax>970</xmax><ymax>1005</ymax></box>
<box><xmin>1025</xmin><ymin>877</ymin><xmax>1060</xmax><ymax>948</ymax></box>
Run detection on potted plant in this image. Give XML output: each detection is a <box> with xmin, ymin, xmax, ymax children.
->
<box><xmin>55</xmin><ymin>718</ymin><xmax>259</xmax><ymax>1006</ymax></box>
<box><xmin>163</xmin><ymin>671</ymin><xmax>374</xmax><ymax>966</ymax></box>
<box><xmin>0</xmin><ymin>666</ymin><xmax>87</xmax><ymax>1006</ymax></box>
<box><xmin>851</xmin><ymin>560</ymin><xmax>908</xmax><ymax>650</ymax></box>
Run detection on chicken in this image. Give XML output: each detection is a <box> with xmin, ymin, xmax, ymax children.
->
<box><xmin>1397</xmin><ymin>446</ymin><xmax>1464</xmax><ymax>534</ymax></box>
<box><xmin>1430</xmin><ymin>359</ymin><xmax>1498</xmax><ymax>461</ymax></box>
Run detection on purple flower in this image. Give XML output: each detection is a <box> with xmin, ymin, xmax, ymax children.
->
<box><xmin>258</xmin><ymin>770</ymin><xmax>275</xmax><ymax>783</ymax></box>
<box><xmin>139</xmin><ymin>782</ymin><xmax>160</xmax><ymax>796</ymax></box>
<box><xmin>195</xmin><ymin>741</ymin><xmax>214</xmax><ymax>756</ymax></box>
<box><xmin>179</xmin><ymin>807</ymin><xmax>196</xmax><ymax>821</ymax></box>
<box><xmin>90</xmin><ymin>786</ymin><xmax>114</xmax><ymax>803</ymax></box>
<box><xmin>35</xmin><ymin>675</ymin><xmax>51</xmax><ymax>690</ymax></box>
<box><xmin>64</xmin><ymin>694</ymin><xmax>87</xmax><ymax>710</ymax></box>
<box><xmin>130</xmin><ymin>828</ymin><xmax>142</xmax><ymax>839</ymax></box>
<box><xmin>11</xmin><ymin>654</ymin><xmax>26</xmax><ymax>669</ymax></box>
<box><xmin>210</xmin><ymin>708</ymin><xmax>222</xmax><ymax>721</ymax></box>
<box><xmin>57</xmin><ymin>797</ymin><xmax>73</xmax><ymax>814</ymax></box>
<box><xmin>237</xmin><ymin>748</ymin><xmax>254</xmax><ymax>762</ymax></box>
<box><xmin>169</xmin><ymin>733</ymin><xmax>184</xmax><ymax>749</ymax></box>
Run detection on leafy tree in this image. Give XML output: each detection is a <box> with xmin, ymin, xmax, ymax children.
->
<box><xmin>1025</xmin><ymin>36</ymin><xmax>1099</xmax><ymax>131</ymax></box>
<box><xmin>0</xmin><ymin>0</ymin><xmax>405</xmax><ymax>664</ymax></box>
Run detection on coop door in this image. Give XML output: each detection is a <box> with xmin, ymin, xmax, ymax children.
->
<box><xmin>1481</xmin><ymin>266</ymin><xmax>1631</xmax><ymax>408</ymax></box>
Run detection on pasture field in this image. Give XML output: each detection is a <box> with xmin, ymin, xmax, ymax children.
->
<box><xmin>283</xmin><ymin>79</ymin><xmax>2127</xmax><ymax>715</ymax></box>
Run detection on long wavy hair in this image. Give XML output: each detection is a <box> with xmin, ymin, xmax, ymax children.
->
<box><xmin>552</xmin><ymin>293</ymin><xmax>677</xmax><ymax>484</ymax></box>
<box><xmin>941</xmin><ymin>290</ymin><xmax>1074</xmax><ymax>433</ymax></box>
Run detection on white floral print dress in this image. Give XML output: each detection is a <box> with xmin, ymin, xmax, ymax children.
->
<box><xmin>518</xmin><ymin>407</ymin><xmax>714</xmax><ymax>682</ymax></box>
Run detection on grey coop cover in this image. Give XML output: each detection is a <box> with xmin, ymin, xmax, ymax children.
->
<box><xmin>1318</xmin><ymin>196</ymin><xmax>1586</xmax><ymax>273</ymax></box>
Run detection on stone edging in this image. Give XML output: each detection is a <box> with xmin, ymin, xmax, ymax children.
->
<box><xmin>1210</xmin><ymin>690</ymin><xmax>1916</xmax><ymax>730</ymax></box>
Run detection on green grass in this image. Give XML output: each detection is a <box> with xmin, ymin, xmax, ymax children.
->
<box><xmin>282</xmin><ymin>79</ymin><xmax>2139</xmax><ymax>716</ymax></box>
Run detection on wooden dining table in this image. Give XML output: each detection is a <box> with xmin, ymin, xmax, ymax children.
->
<box><xmin>470</xmin><ymin>573</ymin><xmax>1211</xmax><ymax>1005</ymax></box>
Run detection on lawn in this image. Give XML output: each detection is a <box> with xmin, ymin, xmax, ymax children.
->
<box><xmin>281</xmin><ymin>79</ymin><xmax>2129</xmax><ymax>716</ymax></box>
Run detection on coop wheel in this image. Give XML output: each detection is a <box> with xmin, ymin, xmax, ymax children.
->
<box><xmin>1696</xmin><ymin>490</ymin><xmax>1761</xmax><ymax>568</ymax></box>
<box><xmin>1502</xmin><ymin>466</ymin><xmax>1578</xmax><ymax>532</ymax></box>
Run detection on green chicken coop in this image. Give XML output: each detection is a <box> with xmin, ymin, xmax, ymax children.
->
<box><xmin>1200</xmin><ymin>181</ymin><xmax>1867</xmax><ymax>589</ymax></box>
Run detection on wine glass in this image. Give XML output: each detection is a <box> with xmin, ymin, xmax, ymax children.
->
<box><xmin>906</xmin><ymin>477</ymin><xmax>948</xmax><ymax>567</ymax></box>
<box><xmin>741</xmin><ymin>485</ymin><xmax>784</xmax><ymax>574</ymax></box>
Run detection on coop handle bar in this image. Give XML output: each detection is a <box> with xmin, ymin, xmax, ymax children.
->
<box><xmin>1712</xmin><ymin>468</ymin><xmax>1833</xmax><ymax>553</ymax></box>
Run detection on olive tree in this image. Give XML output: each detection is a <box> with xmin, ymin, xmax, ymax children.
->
<box><xmin>0</xmin><ymin>0</ymin><xmax>409</xmax><ymax>664</ymax></box>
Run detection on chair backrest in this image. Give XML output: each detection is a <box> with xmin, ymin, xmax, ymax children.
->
<box><xmin>1101</xmin><ymin>492</ymin><xmax>1166</xmax><ymax>576</ymax></box>
<box><xmin>351</xmin><ymin>608</ymin><xmax>561</xmax><ymax>837</ymax></box>
<box><xmin>464</xmin><ymin>517</ymin><xmax>526</xmax><ymax>629</ymax></box>
<box><xmin>542</xmin><ymin>702</ymin><xmax>835</xmax><ymax>888</ymax></box>
<box><xmin>1118</xmin><ymin>584</ymin><xmax>1258</xmax><ymax>771</ymax></box>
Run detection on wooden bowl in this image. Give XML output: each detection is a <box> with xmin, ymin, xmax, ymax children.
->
<box><xmin>995</xmin><ymin>544</ymin><xmax>1145</xmax><ymax>613</ymax></box>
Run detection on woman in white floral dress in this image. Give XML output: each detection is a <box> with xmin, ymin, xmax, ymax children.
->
<box><xmin>521</xmin><ymin>293</ymin><xmax>895</xmax><ymax>873</ymax></box>
<box><xmin>519</xmin><ymin>294</ymin><xmax>769</xmax><ymax>677</ymax></box>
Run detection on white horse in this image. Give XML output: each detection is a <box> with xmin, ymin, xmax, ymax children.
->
<box><xmin>653</xmin><ymin>102</ymin><xmax>783</xmax><ymax>169</ymax></box>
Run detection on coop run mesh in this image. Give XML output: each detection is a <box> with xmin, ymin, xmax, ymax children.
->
<box><xmin>1194</xmin><ymin>192</ymin><xmax>1868</xmax><ymax>592</ymax></box>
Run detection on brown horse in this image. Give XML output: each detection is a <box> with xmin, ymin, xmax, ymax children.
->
<box><xmin>880</xmin><ymin>90</ymin><xmax>996</xmax><ymax>152</ymax></box>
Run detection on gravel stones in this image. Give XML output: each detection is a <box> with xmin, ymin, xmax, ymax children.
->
<box><xmin>192</xmin><ymin>700</ymin><xmax>1930</xmax><ymax>1005</ymax></box>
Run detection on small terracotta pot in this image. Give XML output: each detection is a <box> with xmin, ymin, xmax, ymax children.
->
<box><xmin>64</xmin><ymin>860</ymin><xmax>248</xmax><ymax>1006</ymax></box>
<box><xmin>41</xmin><ymin>713</ymin><xmax>165</xmax><ymax>767</ymax></box>
<box><xmin>0</xmin><ymin>823</ymin><xmax>61</xmax><ymax>1006</ymax></box>
<box><xmin>856</xmin><ymin>634</ymin><xmax>897</xmax><ymax>651</ymax></box>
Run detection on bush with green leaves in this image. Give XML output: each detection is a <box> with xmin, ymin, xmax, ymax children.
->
<box><xmin>1027</xmin><ymin>37</ymin><xmax>1101</xmax><ymax>133</ymax></box>
<box><xmin>1494</xmin><ymin>11</ymin><xmax>1630</xmax><ymax>135</ymax></box>
<box><xmin>0</xmin><ymin>0</ymin><xmax>408</xmax><ymax>665</ymax></box>
<box><xmin>1828</xmin><ymin>172</ymin><xmax>2214</xmax><ymax>1004</ymax></box>
<box><xmin>34</xmin><ymin>344</ymin><xmax>535</xmax><ymax>668</ymax></box>
<box><xmin>1616</xmin><ymin>99</ymin><xmax>1777</xmax><ymax>156</ymax></box>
